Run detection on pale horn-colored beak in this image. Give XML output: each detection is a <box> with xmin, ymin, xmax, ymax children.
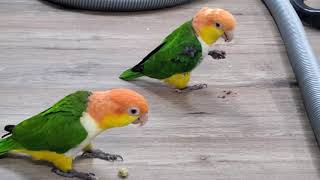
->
<box><xmin>222</xmin><ymin>30</ymin><xmax>234</xmax><ymax>42</ymax></box>
<box><xmin>132</xmin><ymin>113</ymin><xmax>148</xmax><ymax>127</ymax></box>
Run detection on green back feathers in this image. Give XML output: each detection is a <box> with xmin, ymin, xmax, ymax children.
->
<box><xmin>9</xmin><ymin>91</ymin><xmax>91</xmax><ymax>154</ymax></box>
<box><xmin>119</xmin><ymin>20</ymin><xmax>202</xmax><ymax>80</ymax></box>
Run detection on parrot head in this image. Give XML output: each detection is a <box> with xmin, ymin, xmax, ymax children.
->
<box><xmin>192</xmin><ymin>7</ymin><xmax>236</xmax><ymax>45</ymax></box>
<box><xmin>87</xmin><ymin>88</ymin><xmax>149</xmax><ymax>129</ymax></box>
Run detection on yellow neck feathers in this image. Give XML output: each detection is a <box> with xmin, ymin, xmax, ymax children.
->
<box><xmin>197</xmin><ymin>26</ymin><xmax>224</xmax><ymax>45</ymax></box>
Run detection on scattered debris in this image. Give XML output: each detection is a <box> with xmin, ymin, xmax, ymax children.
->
<box><xmin>218</xmin><ymin>90</ymin><xmax>237</xmax><ymax>99</ymax></box>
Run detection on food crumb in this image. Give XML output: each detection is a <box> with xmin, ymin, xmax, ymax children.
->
<box><xmin>218</xmin><ymin>90</ymin><xmax>238</xmax><ymax>99</ymax></box>
<box><xmin>118</xmin><ymin>167</ymin><xmax>129</xmax><ymax>178</ymax></box>
<box><xmin>200</xmin><ymin>155</ymin><xmax>207</xmax><ymax>160</ymax></box>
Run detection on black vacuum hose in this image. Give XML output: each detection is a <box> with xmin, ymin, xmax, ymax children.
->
<box><xmin>263</xmin><ymin>0</ymin><xmax>320</xmax><ymax>145</ymax></box>
<box><xmin>290</xmin><ymin>0</ymin><xmax>320</xmax><ymax>28</ymax></box>
<box><xmin>45</xmin><ymin>0</ymin><xmax>193</xmax><ymax>11</ymax></box>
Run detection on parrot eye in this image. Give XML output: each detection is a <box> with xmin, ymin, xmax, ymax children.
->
<box><xmin>128</xmin><ymin>107</ymin><xmax>140</xmax><ymax>116</ymax></box>
<box><xmin>215</xmin><ymin>22</ymin><xmax>221</xmax><ymax>28</ymax></box>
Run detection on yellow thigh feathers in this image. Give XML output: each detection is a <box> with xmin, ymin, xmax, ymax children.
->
<box><xmin>163</xmin><ymin>72</ymin><xmax>191</xmax><ymax>89</ymax></box>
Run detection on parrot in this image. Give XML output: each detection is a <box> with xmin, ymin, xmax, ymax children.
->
<box><xmin>0</xmin><ymin>88</ymin><xmax>149</xmax><ymax>180</ymax></box>
<box><xmin>119</xmin><ymin>7</ymin><xmax>236</xmax><ymax>93</ymax></box>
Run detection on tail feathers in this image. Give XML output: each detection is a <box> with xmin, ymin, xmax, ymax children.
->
<box><xmin>0</xmin><ymin>137</ymin><xmax>19</xmax><ymax>155</ymax></box>
<box><xmin>119</xmin><ymin>69</ymin><xmax>144</xmax><ymax>81</ymax></box>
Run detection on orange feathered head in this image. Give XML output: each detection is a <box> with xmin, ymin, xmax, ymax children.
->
<box><xmin>87</xmin><ymin>88</ymin><xmax>149</xmax><ymax>129</ymax></box>
<box><xmin>193</xmin><ymin>7</ymin><xmax>236</xmax><ymax>44</ymax></box>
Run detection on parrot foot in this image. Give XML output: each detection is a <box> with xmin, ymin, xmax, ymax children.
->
<box><xmin>175</xmin><ymin>83</ymin><xmax>208</xmax><ymax>93</ymax></box>
<box><xmin>52</xmin><ymin>168</ymin><xmax>98</xmax><ymax>180</ymax></box>
<box><xmin>81</xmin><ymin>149</ymin><xmax>123</xmax><ymax>162</ymax></box>
<box><xmin>208</xmin><ymin>50</ymin><xmax>226</xmax><ymax>59</ymax></box>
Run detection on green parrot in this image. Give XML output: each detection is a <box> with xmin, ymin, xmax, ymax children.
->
<box><xmin>119</xmin><ymin>7</ymin><xmax>236</xmax><ymax>92</ymax></box>
<box><xmin>0</xmin><ymin>89</ymin><xmax>149</xmax><ymax>180</ymax></box>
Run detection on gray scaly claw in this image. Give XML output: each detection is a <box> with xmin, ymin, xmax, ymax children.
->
<box><xmin>208</xmin><ymin>50</ymin><xmax>226</xmax><ymax>59</ymax></box>
<box><xmin>52</xmin><ymin>168</ymin><xmax>98</xmax><ymax>180</ymax></box>
<box><xmin>175</xmin><ymin>83</ymin><xmax>208</xmax><ymax>93</ymax></box>
<box><xmin>81</xmin><ymin>149</ymin><xmax>123</xmax><ymax>162</ymax></box>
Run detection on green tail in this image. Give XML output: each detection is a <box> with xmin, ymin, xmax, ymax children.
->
<box><xmin>119</xmin><ymin>69</ymin><xmax>144</xmax><ymax>81</ymax></box>
<box><xmin>0</xmin><ymin>137</ymin><xmax>19</xmax><ymax>155</ymax></box>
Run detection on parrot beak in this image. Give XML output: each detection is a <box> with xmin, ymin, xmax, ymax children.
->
<box><xmin>222</xmin><ymin>30</ymin><xmax>234</xmax><ymax>42</ymax></box>
<box><xmin>132</xmin><ymin>113</ymin><xmax>148</xmax><ymax>127</ymax></box>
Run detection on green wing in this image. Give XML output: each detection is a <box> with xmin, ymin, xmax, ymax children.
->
<box><xmin>121</xmin><ymin>20</ymin><xmax>202</xmax><ymax>80</ymax></box>
<box><xmin>11</xmin><ymin>91</ymin><xmax>91</xmax><ymax>154</ymax></box>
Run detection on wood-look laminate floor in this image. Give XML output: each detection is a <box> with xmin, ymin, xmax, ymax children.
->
<box><xmin>0</xmin><ymin>0</ymin><xmax>320</xmax><ymax>179</ymax></box>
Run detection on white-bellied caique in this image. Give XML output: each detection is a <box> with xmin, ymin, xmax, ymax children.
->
<box><xmin>0</xmin><ymin>88</ymin><xmax>149</xmax><ymax>180</ymax></box>
<box><xmin>119</xmin><ymin>7</ymin><xmax>236</xmax><ymax>92</ymax></box>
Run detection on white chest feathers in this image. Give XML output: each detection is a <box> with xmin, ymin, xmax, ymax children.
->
<box><xmin>197</xmin><ymin>36</ymin><xmax>210</xmax><ymax>58</ymax></box>
<box><xmin>65</xmin><ymin>112</ymin><xmax>102</xmax><ymax>157</ymax></box>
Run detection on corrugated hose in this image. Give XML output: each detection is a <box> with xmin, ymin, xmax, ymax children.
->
<box><xmin>45</xmin><ymin>0</ymin><xmax>193</xmax><ymax>11</ymax></box>
<box><xmin>263</xmin><ymin>0</ymin><xmax>320</xmax><ymax>145</ymax></box>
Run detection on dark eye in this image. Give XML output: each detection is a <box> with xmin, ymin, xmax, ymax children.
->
<box><xmin>128</xmin><ymin>107</ymin><xmax>140</xmax><ymax>116</ymax></box>
<box><xmin>215</xmin><ymin>23</ymin><xmax>221</xmax><ymax>28</ymax></box>
<box><xmin>131</xmin><ymin>109</ymin><xmax>137</xmax><ymax>114</ymax></box>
